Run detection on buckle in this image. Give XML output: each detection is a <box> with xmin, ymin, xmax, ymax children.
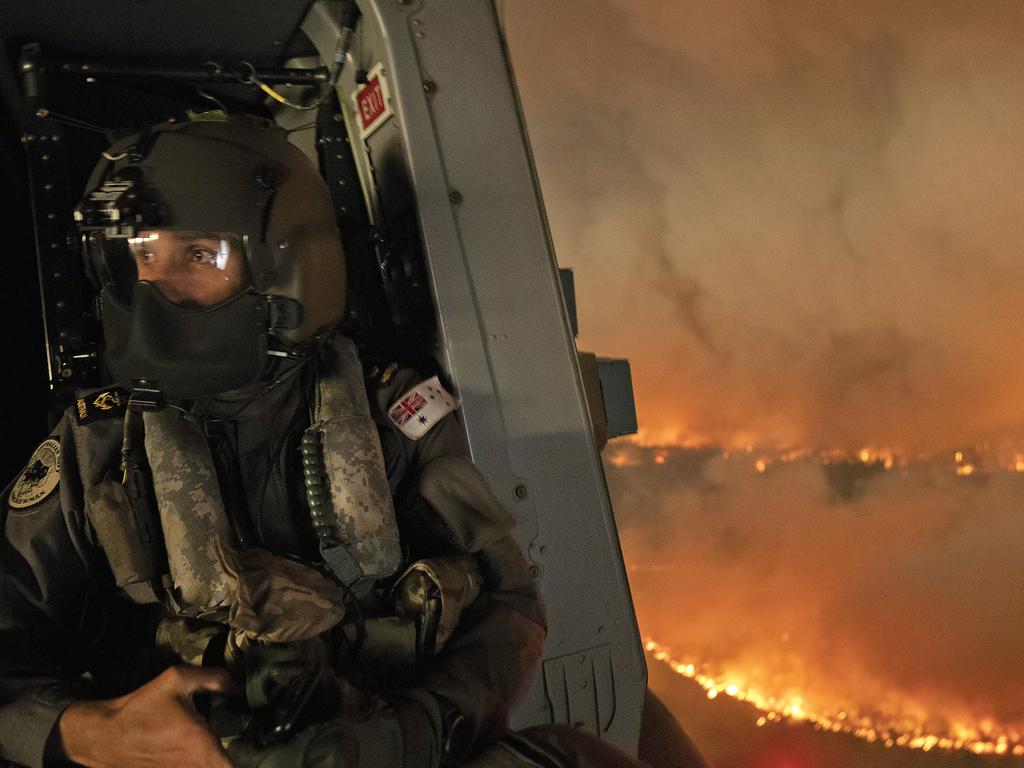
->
<box><xmin>129</xmin><ymin>380</ymin><xmax>165</xmax><ymax>411</ymax></box>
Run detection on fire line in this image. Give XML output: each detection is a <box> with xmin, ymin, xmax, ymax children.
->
<box><xmin>645</xmin><ymin>639</ymin><xmax>1024</xmax><ymax>757</ymax></box>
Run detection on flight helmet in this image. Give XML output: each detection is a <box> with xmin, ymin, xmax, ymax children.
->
<box><xmin>75</xmin><ymin>117</ymin><xmax>346</xmax><ymax>400</ymax></box>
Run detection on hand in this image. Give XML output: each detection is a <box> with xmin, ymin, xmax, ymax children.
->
<box><xmin>51</xmin><ymin>665</ymin><xmax>238</xmax><ymax>768</ymax></box>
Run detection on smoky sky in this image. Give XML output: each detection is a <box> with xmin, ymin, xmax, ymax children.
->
<box><xmin>504</xmin><ymin>0</ymin><xmax>1024</xmax><ymax>749</ymax></box>
<box><xmin>505</xmin><ymin>0</ymin><xmax>1024</xmax><ymax>453</ymax></box>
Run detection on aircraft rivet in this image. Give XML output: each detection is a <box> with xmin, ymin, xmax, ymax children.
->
<box><xmin>447</xmin><ymin>188</ymin><xmax>462</xmax><ymax>204</ymax></box>
<box><xmin>514</xmin><ymin>483</ymin><xmax>527</xmax><ymax>499</ymax></box>
<box><xmin>422</xmin><ymin>79</ymin><xmax>437</xmax><ymax>93</ymax></box>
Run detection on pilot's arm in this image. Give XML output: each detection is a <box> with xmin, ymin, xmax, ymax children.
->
<box><xmin>0</xmin><ymin>419</ymin><xmax>97</xmax><ymax>768</ymax></box>
<box><xmin>374</xmin><ymin>368</ymin><xmax>548</xmax><ymax>763</ymax></box>
<box><xmin>0</xmin><ymin>418</ymin><xmax>234</xmax><ymax>768</ymax></box>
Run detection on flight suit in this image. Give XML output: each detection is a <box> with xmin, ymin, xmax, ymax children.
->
<box><xmin>0</xmin><ymin>337</ymin><xmax>546</xmax><ymax>768</ymax></box>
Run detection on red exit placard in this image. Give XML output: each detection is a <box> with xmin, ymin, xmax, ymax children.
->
<box><xmin>353</xmin><ymin>63</ymin><xmax>394</xmax><ymax>139</ymax></box>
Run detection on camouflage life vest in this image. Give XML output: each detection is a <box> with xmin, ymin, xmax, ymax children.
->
<box><xmin>80</xmin><ymin>335</ymin><xmax>400</xmax><ymax>634</ymax></box>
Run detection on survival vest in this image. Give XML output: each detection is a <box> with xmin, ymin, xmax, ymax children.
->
<box><xmin>76</xmin><ymin>335</ymin><xmax>400</xmax><ymax>629</ymax></box>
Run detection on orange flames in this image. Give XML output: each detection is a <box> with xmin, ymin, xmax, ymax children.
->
<box><xmin>607</xmin><ymin>441</ymin><xmax>1024</xmax><ymax>477</ymax></box>
<box><xmin>645</xmin><ymin>639</ymin><xmax>1024</xmax><ymax>757</ymax></box>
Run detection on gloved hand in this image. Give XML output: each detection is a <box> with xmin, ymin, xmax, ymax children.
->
<box><xmin>226</xmin><ymin>690</ymin><xmax>442</xmax><ymax>768</ymax></box>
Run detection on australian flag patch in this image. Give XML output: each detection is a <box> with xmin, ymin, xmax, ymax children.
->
<box><xmin>387</xmin><ymin>376</ymin><xmax>459</xmax><ymax>440</ymax></box>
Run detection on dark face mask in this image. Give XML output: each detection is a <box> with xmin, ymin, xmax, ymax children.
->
<box><xmin>101</xmin><ymin>281</ymin><xmax>271</xmax><ymax>400</ymax></box>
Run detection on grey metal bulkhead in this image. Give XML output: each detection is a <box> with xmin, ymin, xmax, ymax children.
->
<box><xmin>300</xmin><ymin>0</ymin><xmax>646</xmax><ymax>754</ymax></box>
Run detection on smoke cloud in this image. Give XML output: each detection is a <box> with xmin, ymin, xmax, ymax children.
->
<box><xmin>506</xmin><ymin>0</ymin><xmax>1024</xmax><ymax>453</ymax></box>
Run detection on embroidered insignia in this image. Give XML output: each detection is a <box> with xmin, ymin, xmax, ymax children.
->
<box><xmin>387</xmin><ymin>376</ymin><xmax>459</xmax><ymax>441</ymax></box>
<box><xmin>8</xmin><ymin>438</ymin><xmax>61</xmax><ymax>510</ymax></box>
<box><xmin>378</xmin><ymin>363</ymin><xmax>398</xmax><ymax>386</ymax></box>
<box><xmin>74</xmin><ymin>386</ymin><xmax>129</xmax><ymax>425</ymax></box>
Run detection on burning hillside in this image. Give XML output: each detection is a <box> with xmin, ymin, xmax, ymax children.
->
<box><xmin>606</xmin><ymin>444</ymin><xmax>1024</xmax><ymax>761</ymax></box>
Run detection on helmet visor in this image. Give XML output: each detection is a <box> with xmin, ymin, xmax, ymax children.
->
<box><xmin>88</xmin><ymin>229</ymin><xmax>251</xmax><ymax>308</ymax></box>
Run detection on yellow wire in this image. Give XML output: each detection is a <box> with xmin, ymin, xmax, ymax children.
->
<box><xmin>258</xmin><ymin>81</ymin><xmax>288</xmax><ymax>104</ymax></box>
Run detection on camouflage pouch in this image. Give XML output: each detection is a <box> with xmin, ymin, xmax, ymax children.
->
<box><xmin>155</xmin><ymin>615</ymin><xmax>228</xmax><ymax>666</ymax></box>
<box><xmin>216</xmin><ymin>541</ymin><xmax>347</xmax><ymax>643</ymax></box>
<box><xmin>85</xmin><ymin>477</ymin><xmax>166</xmax><ymax>601</ymax></box>
<box><xmin>392</xmin><ymin>555</ymin><xmax>482</xmax><ymax>656</ymax></box>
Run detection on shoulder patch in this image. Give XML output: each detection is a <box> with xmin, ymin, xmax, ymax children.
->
<box><xmin>387</xmin><ymin>376</ymin><xmax>459</xmax><ymax>441</ymax></box>
<box><xmin>8</xmin><ymin>438</ymin><xmax>61</xmax><ymax>510</ymax></box>
<box><xmin>74</xmin><ymin>386</ymin><xmax>129</xmax><ymax>425</ymax></box>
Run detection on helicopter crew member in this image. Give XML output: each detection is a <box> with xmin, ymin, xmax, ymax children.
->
<box><xmin>0</xmin><ymin>117</ymin><xmax>546</xmax><ymax>768</ymax></box>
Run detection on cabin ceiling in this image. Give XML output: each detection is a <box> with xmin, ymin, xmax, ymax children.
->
<box><xmin>0</xmin><ymin>1</ymin><xmax>317</xmax><ymax>66</ymax></box>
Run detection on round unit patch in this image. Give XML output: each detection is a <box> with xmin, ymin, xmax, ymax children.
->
<box><xmin>9</xmin><ymin>438</ymin><xmax>61</xmax><ymax>510</ymax></box>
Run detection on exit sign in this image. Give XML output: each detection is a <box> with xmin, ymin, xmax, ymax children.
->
<box><xmin>353</xmin><ymin>63</ymin><xmax>394</xmax><ymax>139</ymax></box>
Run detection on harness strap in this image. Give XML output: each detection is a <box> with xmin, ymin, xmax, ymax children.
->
<box><xmin>143</xmin><ymin>407</ymin><xmax>236</xmax><ymax>617</ymax></box>
<box><xmin>303</xmin><ymin>335</ymin><xmax>401</xmax><ymax>589</ymax></box>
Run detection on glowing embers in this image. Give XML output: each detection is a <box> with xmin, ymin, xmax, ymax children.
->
<box><xmin>952</xmin><ymin>450</ymin><xmax>976</xmax><ymax>477</ymax></box>
<box><xmin>645</xmin><ymin>639</ymin><xmax>1024</xmax><ymax>757</ymax></box>
<box><xmin>607</xmin><ymin>451</ymin><xmax>642</xmax><ymax>468</ymax></box>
